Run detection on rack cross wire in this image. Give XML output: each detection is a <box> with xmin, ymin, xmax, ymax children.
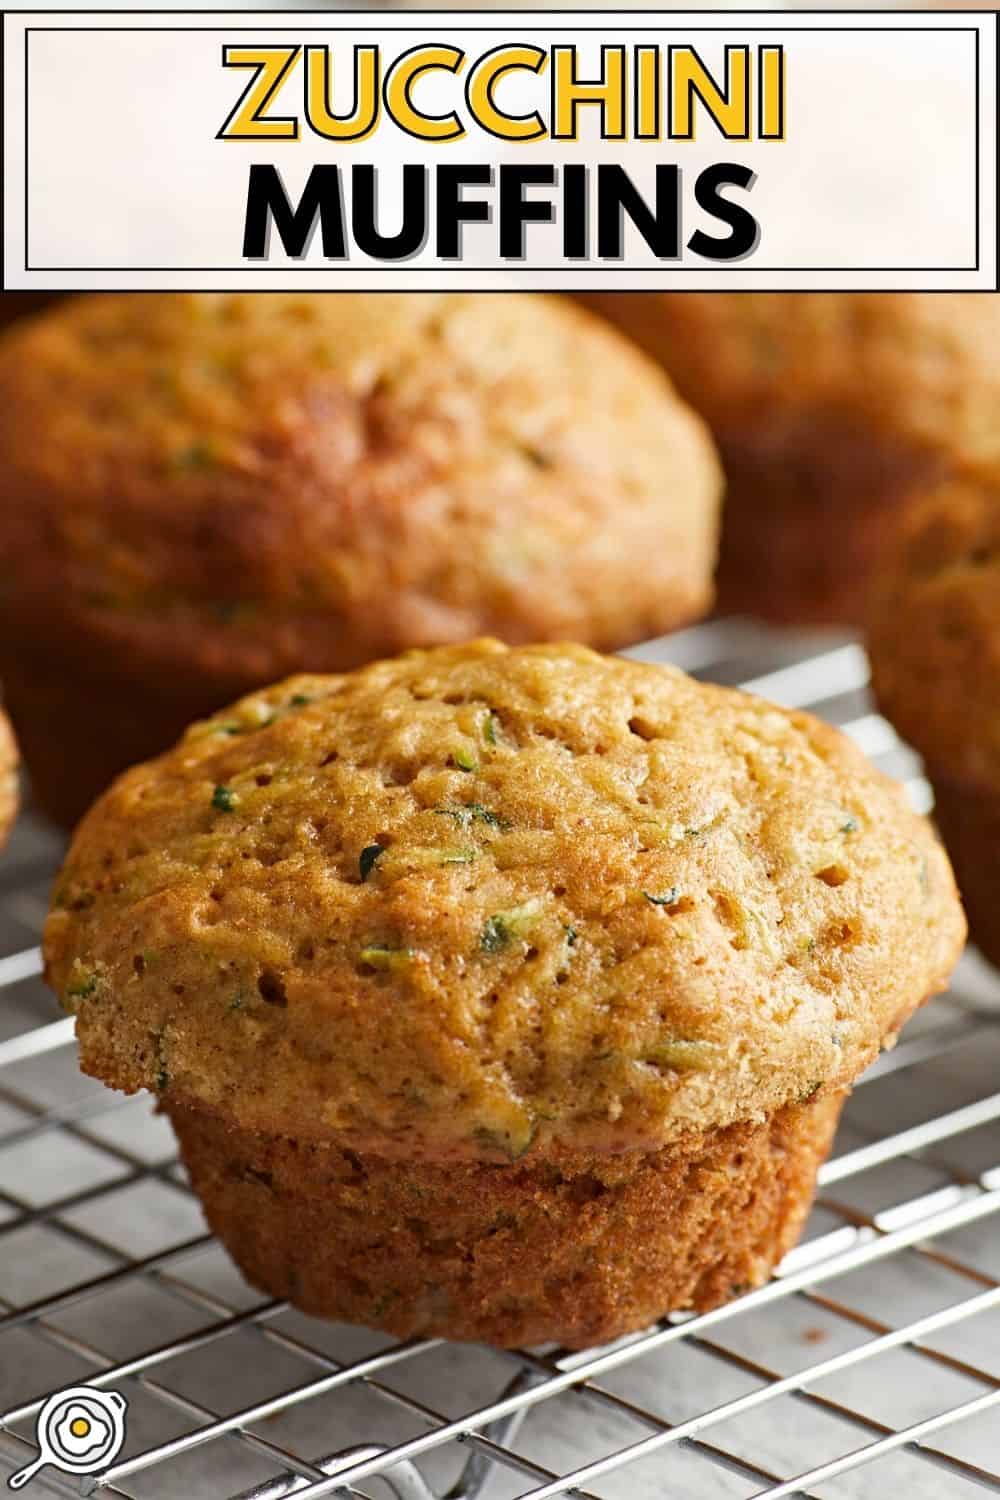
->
<box><xmin>1</xmin><ymin>621</ymin><xmax>999</xmax><ymax>1500</ymax></box>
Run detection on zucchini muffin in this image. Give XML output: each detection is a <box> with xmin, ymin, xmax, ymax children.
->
<box><xmin>580</xmin><ymin>292</ymin><xmax>1000</xmax><ymax>624</ymax></box>
<box><xmin>870</xmin><ymin>472</ymin><xmax>1000</xmax><ymax>967</ymax></box>
<box><xmin>0</xmin><ymin>292</ymin><xmax>720</xmax><ymax>828</ymax></box>
<box><xmin>0</xmin><ymin>709</ymin><xmax>18</xmax><ymax>849</ymax></box>
<box><xmin>44</xmin><ymin>641</ymin><xmax>964</xmax><ymax>1348</ymax></box>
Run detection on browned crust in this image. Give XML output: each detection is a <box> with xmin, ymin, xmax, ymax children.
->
<box><xmin>168</xmin><ymin>1088</ymin><xmax>844</xmax><ymax>1349</ymax></box>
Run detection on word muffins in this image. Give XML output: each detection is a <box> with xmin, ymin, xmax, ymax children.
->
<box><xmin>0</xmin><ymin>292</ymin><xmax>720</xmax><ymax>826</ymax></box>
<box><xmin>44</xmin><ymin>641</ymin><xmax>963</xmax><ymax>1348</ymax></box>
<box><xmin>581</xmin><ymin>291</ymin><xmax>1000</xmax><ymax>624</ymax></box>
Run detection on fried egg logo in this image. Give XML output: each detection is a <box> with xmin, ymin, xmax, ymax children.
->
<box><xmin>8</xmin><ymin>1387</ymin><xmax>127</xmax><ymax>1490</ymax></box>
<box><xmin>55</xmin><ymin>1402</ymin><xmax>110</xmax><ymax>1460</ymax></box>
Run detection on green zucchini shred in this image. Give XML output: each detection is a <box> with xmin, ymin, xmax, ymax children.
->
<box><xmin>642</xmin><ymin>1040</ymin><xmax>710</xmax><ymax>1071</ymax></box>
<box><xmin>435</xmin><ymin>803</ymin><xmax>510</xmax><ymax>831</ymax></box>
<box><xmin>436</xmin><ymin>848</ymin><xmax>476</xmax><ymax>865</ymax></box>
<box><xmin>173</xmin><ymin>439</ymin><xmax>215</xmax><ymax>471</ymax></box>
<box><xmin>359</xmin><ymin>946</ymin><xmax>415</xmax><ymax>972</ymax></box>
<box><xmin>480</xmin><ymin>900</ymin><xmax>542</xmax><ymax>953</ymax></box>
<box><xmin>643</xmin><ymin>888</ymin><xmax>681</xmax><ymax>908</ymax></box>
<box><xmin>359</xmin><ymin>844</ymin><xmax>385</xmax><ymax>882</ymax></box>
<box><xmin>473</xmin><ymin>1121</ymin><xmax>536</xmax><ymax>1160</ymax></box>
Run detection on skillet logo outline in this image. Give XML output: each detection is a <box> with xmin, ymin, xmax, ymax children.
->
<box><xmin>7</xmin><ymin>1385</ymin><xmax>128</xmax><ymax>1490</ymax></box>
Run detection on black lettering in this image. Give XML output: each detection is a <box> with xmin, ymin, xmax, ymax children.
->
<box><xmin>596</xmin><ymin>164</ymin><xmax>680</xmax><ymax>259</ymax></box>
<box><xmin>242</xmin><ymin>164</ymin><xmax>346</xmax><ymax>259</ymax></box>
<box><xmin>352</xmin><ymin>165</ymin><xmax>428</xmax><ymax>260</ymax></box>
<box><xmin>687</xmin><ymin>163</ymin><xmax>759</xmax><ymax>260</ymax></box>
<box><xmin>499</xmin><ymin>165</ymin><xmax>555</xmax><ymax>259</ymax></box>
<box><xmin>436</xmin><ymin>165</ymin><xmax>492</xmax><ymax>259</ymax></box>
<box><xmin>562</xmin><ymin>164</ymin><xmax>589</xmax><ymax>259</ymax></box>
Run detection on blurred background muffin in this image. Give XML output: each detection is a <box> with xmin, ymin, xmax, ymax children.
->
<box><xmin>0</xmin><ymin>710</ymin><xmax>19</xmax><ymax>850</ymax></box>
<box><xmin>0</xmin><ymin>292</ymin><xmax>61</xmax><ymax>335</ymax></box>
<box><xmin>0</xmin><ymin>291</ymin><xmax>721</xmax><ymax>826</ymax></box>
<box><xmin>869</xmin><ymin>470</ymin><xmax>1000</xmax><ymax>967</ymax></box>
<box><xmin>580</xmin><ymin>292</ymin><xmax>1000</xmax><ymax>625</ymax></box>
<box><xmin>44</xmin><ymin>640</ymin><xmax>964</xmax><ymax>1348</ymax></box>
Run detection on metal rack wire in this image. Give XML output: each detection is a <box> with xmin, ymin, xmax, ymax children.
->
<box><xmin>1</xmin><ymin>620</ymin><xmax>999</xmax><ymax>1500</ymax></box>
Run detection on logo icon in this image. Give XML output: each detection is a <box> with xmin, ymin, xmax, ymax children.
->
<box><xmin>7</xmin><ymin>1386</ymin><xmax>128</xmax><ymax>1491</ymax></box>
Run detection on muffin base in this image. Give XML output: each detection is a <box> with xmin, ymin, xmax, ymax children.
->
<box><xmin>167</xmin><ymin>1090</ymin><xmax>845</xmax><ymax>1349</ymax></box>
<box><xmin>930</xmin><ymin>774</ymin><xmax>1000</xmax><ymax>970</ymax></box>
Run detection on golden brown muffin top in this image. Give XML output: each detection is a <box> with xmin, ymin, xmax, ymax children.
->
<box><xmin>0</xmin><ymin>293</ymin><xmax>719</xmax><ymax>679</ymax></box>
<box><xmin>44</xmin><ymin>642</ymin><xmax>964</xmax><ymax>1160</ymax></box>
<box><xmin>0</xmin><ymin>709</ymin><xmax>18</xmax><ymax>848</ymax></box>
<box><xmin>870</xmin><ymin>472</ymin><xmax>1000</xmax><ymax>786</ymax></box>
<box><xmin>584</xmin><ymin>292</ymin><xmax>1000</xmax><ymax>456</ymax></box>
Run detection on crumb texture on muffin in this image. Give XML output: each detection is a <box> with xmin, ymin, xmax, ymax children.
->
<box><xmin>580</xmin><ymin>292</ymin><xmax>1000</xmax><ymax>623</ymax></box>
<box><xmin>0</xmin><ymin>293</ymin><xmax>720</xmax><ymax>678</ymax></box>
<box><xmin>45</xmin><ymin>641</ymin><xmax>964</xmax><ymax>1158</ymax></box>
<box><xmin>168</xmin><ymin>1089</ymin><xmax>845</xmax><ymax>1349</ymax></box>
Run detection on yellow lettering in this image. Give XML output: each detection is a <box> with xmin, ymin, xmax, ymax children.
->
<box><xmin>635</xmin><ymin>46</ymin><xmax>660</xmax><ymax>140</ymax></box>
<box><xmin>670</xmin><ymin>45</ymin><xmax>750</xmax><ymax>141</ymax></box>
<box><xmin>758</xmin><ymin>45</ymin><xmax>785</xmax><ymax>140</ymax></box>
<box><xmin>218</xmin><ymin>45</ymin><xmax>300</xmax><ymax>141</ymax></box>
<box><xmin>304</xmin><ymin>45</ymin><xmax>380</xmax><ymax>142</ymax></box>
<box><xmin>552</xmin><ymin>45</ymin><xmax>627</xmax><ymax>141</ymax></box>
<box><xmin>383</xmin><ymin>45</ymin><xmax>466</xmax><ymax>142</ymax></box>
<box><xmin>465</xmin><ymin>44</ymin><xmax>547</xmax><ymax>141</ymax></box>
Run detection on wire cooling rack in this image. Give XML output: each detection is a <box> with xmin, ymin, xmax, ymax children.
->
<box><xmin>1</xmin><ymin>619</ymin><xmax>1000</xmax><ymax>1500</ymax></box>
